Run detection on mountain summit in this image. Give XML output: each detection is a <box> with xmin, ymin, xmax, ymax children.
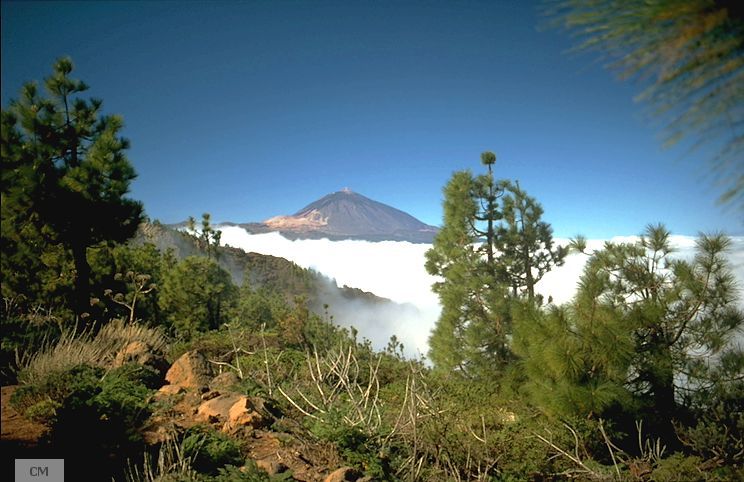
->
<box><xmin>239</xmin><ymin>189</ymin><xmax>439</xmax><ymax>243</ymax></box>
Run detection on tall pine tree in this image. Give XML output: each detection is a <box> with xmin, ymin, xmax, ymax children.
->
<box><xmin>1</xmin><ymin>58</ymin><xmax>143</xmax><ymax>319</ymax></box>
<box><xmin>426</xmin><ymin>152</ymin><xmax>564</xmax><ymax>377</ymax></box>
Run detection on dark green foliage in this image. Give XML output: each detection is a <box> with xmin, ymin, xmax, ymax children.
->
<box><xmin>106</xmin><ymin>242</ymin><xmax>167</xmax><ymax>324</ymax></box>
<box><xmin>516</xmin><ymin>225</ymin><xmax>743</xmax><ymax>445</ymax></box>
<box><xmin>1</xmin><ymin>58</ymin><xmax>143</xmax><ymax>318</ymax></box>
<box><xmin>212</xmin><ymin>463</ymin><xmax>270</xmax><ymax>481</ymax></box>
<box><xmin>0</xmin><ymin>303</ymin><xmax>61</xmax><ymax>384</ymax></box>
<box><xmin>426</xmin><ymin>170</ymin><xmax>509</xmax><ymax>375</ymax></box>
<box><xmin>91</xmin><ymin>364</ymin><xmax>155</xmax><ymax>444</ymax></box>
<box><xmin>309</xmin><ymin>412</ymin><xmax>388</xmax><ymax>478</ymax></box>
<box><xmin>497</xmin><ymin>183</ymin><xmax>567</xmax><ymax>302</ymax></box>
<box><xmin>159</xmin><ymin>256</ymin><xmax>238</xmax><ymax>338</ymax></box>
<box><xmin>10</xmin><ymin>362</ymin><xmax>154</xmax><ymax>454</ymax></box>
<box><xmin>426</xmin><ymin>153</ymin><xmax>564</xmax><ymax>377</ymax></box>
<box><xmin>678</xmin><ymin>380</ymin><xmax>744</xmax><ymax>469</ymax></box>
<box><xmin>513</xmin><ymin>292</ymin><xmax>634</xmax><ymax>419</ymax></box>
<box><xmin>107</xmin><ymin>362</ymin><xmax>163</xmax><ymax>389</ymax></box>
<box><xmin>181</xmin><ymin>425</ymin><xmax>244</xmax><ymax>475</ymax></box>
<box><xmin>10</xmin><ymin>364</ymin><xmax>103</xmax><ymax>421</ymax></box>
<box><xmin>235</xmin><ymin>284</ymin><xmax>289</xmax><ymax>330</ymax></box>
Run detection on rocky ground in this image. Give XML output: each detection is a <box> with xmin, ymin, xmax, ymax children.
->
<box><xmin>1</xmin><ymin>345</ymin><xmax>371</xmax><ymax>482</ymax></box>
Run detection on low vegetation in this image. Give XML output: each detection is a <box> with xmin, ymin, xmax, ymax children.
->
<box><xmin>2</xmin><ymin>60</ymin><xmax>742</xmax><ymax>480</ymax></box>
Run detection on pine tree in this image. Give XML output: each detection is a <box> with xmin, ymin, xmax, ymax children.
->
<box><xmin>426</xmin><ymin>170</ymin><xmax>510</xmax><ymax>375</ymax></box>
<box><xmin>425</xmin><ymin>152</ymin><xmax>565</xmax><ymax>376</ymax></box>
<box><xmin>513</xmin><ymin>272</ymin><xmax>634</xmax><ymax>419</ymax></box>
<box><xmin>159</xmin><ymin>256</ymin><xmax>237</xmax><ymax>338</ymax></box>
<box><xmin>587</xmin><ymin>226</ymin><xmax>743</xmax><ymax>425</ymax></box>
<box><xmin>516</xmin><ymin>224</ymin><xmax>744</xmax><ymax>434</ymax></box>
<box><xmin>497</xmin><ymin>183</ymin><xmax>567</xmax><ymax>302</ymax></box>
<box><xmin>1</xmin><ymin>58</ymin><xmax>143</xmax><ymax>319</ymax></box>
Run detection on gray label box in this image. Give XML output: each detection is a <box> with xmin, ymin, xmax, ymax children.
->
<box><xmin>14</xmin><ymin>459</ymin><xmax>64</xmax><ymax>482</ymax></box>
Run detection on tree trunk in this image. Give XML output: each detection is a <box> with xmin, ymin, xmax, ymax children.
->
<box><xmin>72</xmin><ymin>243</ymin><xmax>91</xmax><ymax>323</ymax></box>
<box><xmin>648</xmin><ymin>342</ymin><xmax>678</xmax><ymax>446</ymax></box>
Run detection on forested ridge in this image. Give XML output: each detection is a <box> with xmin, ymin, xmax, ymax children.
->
<box><xmin>1</xmin><ymin>55</ymin><xmax>742</xmax><ymax>482</ymax></box>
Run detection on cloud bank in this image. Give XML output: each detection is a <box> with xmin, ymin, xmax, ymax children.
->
<box><xmin>220</xmin><ymin>226</ymin><xmax>744</xmax><ymax>360</ymax></box>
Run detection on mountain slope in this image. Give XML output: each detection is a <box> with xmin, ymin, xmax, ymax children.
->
<box><xmin>237</xmin><ymin>189</ymin><xmax>438</xmax><ymax>243</ymax></box>
<box><xmin>134</xmin><ymin>222</ymin><xmax>390</xmax><ymax>309</ymax></box>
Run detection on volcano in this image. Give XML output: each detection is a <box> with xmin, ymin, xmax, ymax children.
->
<box><xmin>237</xmin><ymin>188</ymin><xmax>439</xmax><ymax>243</ymax></box>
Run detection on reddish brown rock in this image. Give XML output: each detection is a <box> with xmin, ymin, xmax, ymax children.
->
<box><xmin>226</xmin><ymin>396</ymin><xmax>270</xmax><ymax>430</ymax></box>
<box><xmin>196</xmin><ymin>393</ymin><xmax>243</xmax><ymax>423</ymax></box>
<box><xmin>165</xmin><ymin>350</ymin><xmax>213</xmax><ymax>390</ymax></box>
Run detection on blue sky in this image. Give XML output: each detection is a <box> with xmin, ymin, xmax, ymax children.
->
<box><xmin>2</xmin><ymin>0</ymin><xmax>741</xmax><ymax>238</ymax></box>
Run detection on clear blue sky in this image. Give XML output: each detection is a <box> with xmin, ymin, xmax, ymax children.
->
<box><xmin>2</xmin><ymin>0</ymin><xmax>740</xmax><ymax>238</ymax></box>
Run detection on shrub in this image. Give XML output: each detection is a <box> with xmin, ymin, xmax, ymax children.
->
<box><xmin>0</xmin><ymin>305</ymin><xmax>61</xmax><ymax>384</ymax></box>
<box><xmin>11</xmin><ymin>361</ymin><xmax>155</xmax><ymax>454</ymax></box>
<box><xmin>651</xmin><ymin>453</ymin><xmax>705</xmax><ymax>482</ymax></box>
<box><xmin>309</xmin><ymin>409</ymin><xmax>388</xmax><ymax>478</ymax></box>
<box><xmin>10</xmin><ymin>364</ymin><xmax>103</xmax><ymax>420</ymax></box>
<box><xmin>181</xmin><ymin>425</ymin><xmax>244</xmax><ymax>475</ymax></box>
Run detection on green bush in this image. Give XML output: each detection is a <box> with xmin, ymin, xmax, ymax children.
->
<box><xmin>181</xmin><ymin>425</ymin><xmax>244</xmax><ymax>475</ymax></box>
<box><xmin>24</xmin><ymin>398</ymin><xmax>62</xmax><ymax>424</ymax></box>
<box><xmin>10</xmin><ymin>364</ymin><xmax>103</xmax><ymax>419</ymax></box>
<box><xmin>652</xmin><ymin>453</ymin><xmax>705</xmax><ymax>482</ymax></box>
<box><xmin>11</xmin><ymin>362</ymin><xmax>155</xmax><ymax>453</ymax></box>
<box><xmin>309</xmin><ymin>409</ymin><xmax>387</xmax><ymax>478</ymax></box>
<box><xmin>109</xmin><ymin>362</ymin><xmax>162</xmax><ymax>389</ymax></box>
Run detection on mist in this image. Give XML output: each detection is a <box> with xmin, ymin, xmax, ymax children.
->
<box><xmin>220</xmin><ymin>226</ymin><xmax>744</xmax><ymax>360</ymax></box>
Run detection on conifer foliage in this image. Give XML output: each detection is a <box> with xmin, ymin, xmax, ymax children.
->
<box><xmin>515</xmin><ymin>225</ymin><xmax>744</xmax><ymax>428</ymax></box>
<box><xmin>1</xmin><ymin>58</ymin><xmax>143</xmax><ymax>318</ymax></box>
<box><xmin>425</xmin><ymin>152</ymin><xmax>565</xmax><ymax>376</ymax></box>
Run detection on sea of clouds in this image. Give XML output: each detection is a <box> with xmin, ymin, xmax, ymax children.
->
<box><xmin>219</xmin><ymin>226</ymin><xmax>744</xmax><ymax>360</ymax></box>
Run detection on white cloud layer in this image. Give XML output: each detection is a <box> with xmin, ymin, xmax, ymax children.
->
<box><xmin>220</xmin><ymin>227</ymin><xmax>744</xmax><ymax>360</ymax></box>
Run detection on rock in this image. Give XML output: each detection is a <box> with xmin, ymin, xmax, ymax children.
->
<box><xmin>255</xmin><ymin>459</ymin><xmax>289</xmax><ymax>476</ymax></box>
<box><xmin>210</xmin><ymin>371</ymin><xmax>241</xmax><ymax>390</ymax></box>
<box><xmin>165</xmin><ymin>350</ymin><xmax>213</xmax><ymax>390</ymax></box>
<box><xmin>113</xmin><ymin>340</ymin><xmax>169</xmax><ymax>377</ymax></box>
<box><xmin>226</xmin><ymin>396</ymin><xmax>270</xmax><ymax>430</ymax></box>
<box><xmin>196</xmin><ymin>393</ymin><xmax>243</xmax><ymax>423</ymax></box>
<box><xmin>324</xmin><ymin>467</ymin><xmax>362</xmax><ymax>482</ymax></box>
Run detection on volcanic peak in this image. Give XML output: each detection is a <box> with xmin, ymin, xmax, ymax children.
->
<box><xmin>255</xmin><ymin>189</ymin><xmax>438</xmax><ymax>243</ymax></box>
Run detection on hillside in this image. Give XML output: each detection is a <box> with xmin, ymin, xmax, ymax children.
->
<box><xmin>136</xmin><ymin>222</ymin><xmax>391</xmax><ymax>311</ymax></box>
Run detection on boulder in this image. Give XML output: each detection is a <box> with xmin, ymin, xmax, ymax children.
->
<box><xmin>324</xmin><ymin>467</ymin><xmax>362</xmax><ymax>482</ymax></box>
<box><xmin>165</xmin><ymin>350</ymin><xmax>213</xmax><ymax>390</ymax></box>
<box><xmin>226</xmin><ymin>396</ymin><xmax>270</xmax><ymax>430</ymax></box>
<box><xmin>196</xmin><ymin>393</ymin><xmax>243</xmax><ymax>423</ymax></box>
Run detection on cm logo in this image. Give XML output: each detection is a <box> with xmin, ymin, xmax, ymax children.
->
<box><xmin>30</xmin><ymin>466</ymin><xmax>49</xmax><ymax>477</ymax></box>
